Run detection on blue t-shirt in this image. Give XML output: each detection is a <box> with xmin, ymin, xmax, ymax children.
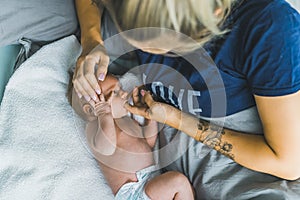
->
<box><xmin>136</xmin><ymin>0</ymin><xmax>300</xmax><ymax>117</ymax></box>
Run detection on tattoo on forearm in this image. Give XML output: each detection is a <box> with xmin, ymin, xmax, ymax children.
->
<box><xmin>196</xmin><ymin>120</ymin><xmax>234</xmax><ymax>160</ymax></box>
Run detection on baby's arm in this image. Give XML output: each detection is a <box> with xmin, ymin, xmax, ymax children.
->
<box><xmin>143</xmin><ymin>120</ymin><xmax>158</xmax><ymax>149</ymax></box>
<box><xmin>93</xmin><ymin>94</ymin><xmax>116</xmax><ymax>155</ymax></box>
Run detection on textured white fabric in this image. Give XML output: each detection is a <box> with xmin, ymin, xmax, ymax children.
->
<box><xmin>115</xmin><ymin>165</ymin><xmax>160</xmax><ymax>200</ymax></box>
<box><xmin>286</xmin><ymin>0</ymin><xmax>300</xmax><ymax>11</ymax></box>
<box><xmin>0</xmin><ymin>35</ymin><xmax>114</xmax><ymax>200</ymax></box>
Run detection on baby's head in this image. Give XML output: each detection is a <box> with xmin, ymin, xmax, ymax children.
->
<box><xmin>68</xmin><ymin>71</ymin><xmax>142</xmax><ymax>121</ymax></box>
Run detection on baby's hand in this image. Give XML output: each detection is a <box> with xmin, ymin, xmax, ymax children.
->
<box><xmin>94</xmin><ymin>94</ymin><xmax>111</xmax><ymax>117</ymax></box>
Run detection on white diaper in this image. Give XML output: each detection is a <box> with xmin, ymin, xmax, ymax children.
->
<box><xmin>115</xmin><ymin>165</ymin><xmax>160</xmax><ymax>200</ymax></box>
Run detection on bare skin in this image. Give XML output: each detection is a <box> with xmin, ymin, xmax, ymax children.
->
<box><xmin>125</xmin><ymin>89</ymin><xmax>300</xmax><ymax>181</ymax></box>
<box><xmin>74</xmin><ymin>1</ymin><xmax>300</xmax><ymax>181</ymax></box>
<box><xmin>71</xmin><ymin>74</ymin><xmax>194</xmax><ymax>199</ymax></box>
<box><xmin>74</xmin><ymin>0</ymin><xmax>109</xmax><ymax>102</ymax></box>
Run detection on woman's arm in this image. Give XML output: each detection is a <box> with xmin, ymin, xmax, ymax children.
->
<box><xmin>125</xmin><ymin>90</ymin><xmax>300</xmax><ymax>180</ymax></box>
<box><xmin>74</xmin><ymin>0</ymin><xmax>109</xmax><ymax>102</ymax></box>
<box><xmin>75</xmin><ymin>0</ymin><xmax>103</xmax><ymax>54</ymax></box>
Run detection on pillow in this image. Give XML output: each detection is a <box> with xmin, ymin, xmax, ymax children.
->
<box><xmin>0</xmin><ymin>35</ymin><xmax>114</xmax><ymax>199</ymax></box>
<box><xmin>0</xmin><ymin>0</ymin><xmax>78</xmax><ymax>47</ymax></box>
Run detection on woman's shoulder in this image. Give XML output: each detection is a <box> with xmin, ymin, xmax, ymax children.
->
<box><xmin>235</xmin><ymin>0</ymin><xmax>299</xmax><ymax>25</ymax></box>
<box><xmin>212</xmin><ymin>0</ymin><xmax>300</xmax><ymax>97</ymax></box>
<box><xmin>236</xmin><ymin>0</ymin><xmax>300</xmax><ymax>96</ymax></box>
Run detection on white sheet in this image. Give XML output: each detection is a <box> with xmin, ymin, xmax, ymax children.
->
<box><xmin>0</xmin><ymin>35</ymin><xmax>114</xmax><ymax>200</ymax></box>
<box><xmin>286</xmin><ymin>0</ymin><xmax>300</xmax><ymax>11</ymax></box>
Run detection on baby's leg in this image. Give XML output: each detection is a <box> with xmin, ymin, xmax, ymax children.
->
<box><xmin>144</xmin><ymin>171</ymin><xmax>194</xmax><ymax>200</ymax></box>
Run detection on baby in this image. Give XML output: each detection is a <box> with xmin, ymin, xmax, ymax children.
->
<box><xmin>69</xmin><ymin>72</ymin><xmax>194</xmax><ymax>200</ymax></box>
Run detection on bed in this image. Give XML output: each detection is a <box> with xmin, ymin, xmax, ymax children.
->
<box><xmin>1</xmin><ymin>1</ymin><xmax>300</xmax><ymax>200</ymax></box>
<box><xmin>0</xmin><ymin>36</ymin><xmax>114</xmax><ymax>200</ymax></box>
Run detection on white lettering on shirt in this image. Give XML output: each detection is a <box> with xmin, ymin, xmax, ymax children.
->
<box><xmin>187</xmin><ymin>90</ymin><xmax>202</xmax><ymax>115</ymax></box>
<box><xmin>143</xmin><ymin>73</ymin><xmax>202</xmax><ymax>114</ymax></box>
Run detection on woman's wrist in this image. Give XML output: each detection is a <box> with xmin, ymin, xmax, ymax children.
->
<box><xmin>81</xmin><ymin>29</ymin><xmax>103</xmax><ymax>44</ymax></box>
<box><xmin>195</xmin><ymin>119</ymin><xmax>234</xmax><ymax>159</ymax></box>
<box><xmin>160</xmin><ymin>104</ymin><xmax>183</xmax><ymax>130</ymax></box>
<box><xmin>81</xmin><ymin>37</ymin><xmax>104</xmax><ymax>56</ymax></box>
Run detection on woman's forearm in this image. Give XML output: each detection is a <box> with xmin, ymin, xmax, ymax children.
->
<box><xmin>125</xmin><ymin>79</ymin><xmax>300</xmax><ymax>180</ymax></box>
<box><xmin>75</xmin><ymin>0</ymin><xmax>104</xmax><ymax>53</ymax></box>
<box><xmin>163</xmin><ymin>104</ymin><xmax>298</xmax><ymax>180</ymax></box>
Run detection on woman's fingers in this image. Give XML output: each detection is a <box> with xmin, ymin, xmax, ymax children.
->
<box><xmin>124</xmin><ymin>89</ymin><xmax>169</xmax><ymax>123</ymax></box>
<box><xmin>142</xmin><ymin>90</ymin><xmax>155</xmax><ymax>107</ymax></box>
<box><xmin>73</xmin><ymin>70</ymin><xmax>98</xmax><ymax>102</ymax></box>
<box><xmin>96</xmin><ymin>54</ymin><xmax>109</xmax><ymax>81</ymax></box>
<box><xmin>132</xmin><ymin>87</ymin><xmax>140</xmax><ymax>104</ymax></box>
<box><xmin>124</xmin><ymin>89</ymin><xmax>155</xmax><ymax>119</ymax></box>
<box><xmin>89</xmin><ymin>99</ymin><xmax>96</xmax><ymax>108</ymax></box>
<box><xmin>73</xmin><ymin>43</ymin><xmax>109</xmax><ymax>105</ymax></box>
<box><xmin>83</xmin><ymin>57</ymin><xmax>102</xmax><ymax>95</ymax></box>
<box><xmin>73</xmin><ymin>75</ymin><xmax>90</xmax><ymax>101</ymax></box>
<box><xmin>99</xmin><ymin>94</ymin><xmax>105</xmax><ymax>102</ymax></box>
<box><xmin>93</xmin><ymin>45</ymin><xmax>109</xmax><ymax>81</ymax></box>
<box><xmin>132</xmin><ymin>87</ymin><xmax>149</xmax><ymax>106</ymax></box>
<box><xmin>124</xmin><ymin>103</ymin><xmax>151</xmax><ymax>119</ymax></box>
<box><xmin>73</xmin><ymin>58</ymin><xmax>98</xmax><ymax>101</ymax></box>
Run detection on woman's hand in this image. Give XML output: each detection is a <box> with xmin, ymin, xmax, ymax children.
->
<box><xmin>124</xmin><ymin>88</ymin><xmax>178</xmax><ymax>125</ymax></box>
<box><xmin>73</xmin><ymin>43</ymin><xmax>110</xmax><ymax>103</ymax></box>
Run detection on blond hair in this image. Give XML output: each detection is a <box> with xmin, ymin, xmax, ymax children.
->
<box><xmin>95</xmin><ymin>0</ymin><xmax>236</xmax><ymax>45</ymax></box>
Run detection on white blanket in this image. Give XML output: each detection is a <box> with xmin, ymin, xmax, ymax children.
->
<box><xmin>0</xmin><ymin>36</ymin><xmax>114</xmax><ymax>200</ymax></box>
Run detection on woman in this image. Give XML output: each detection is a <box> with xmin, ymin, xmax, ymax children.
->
<box><xmin>74</xmin><ymin>0</ymin><xmax>300</xmax><ymax>197</ymax></box>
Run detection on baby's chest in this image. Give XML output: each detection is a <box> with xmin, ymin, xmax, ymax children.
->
<box><xmin>117</xmin><ymin>134</ymin><xmax>152</xmax><ymax>154</ymax></box>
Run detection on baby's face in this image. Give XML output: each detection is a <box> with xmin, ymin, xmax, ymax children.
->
<box><xmin>98</xmin><ymin>75</ymin><xmax>129</xmax><ymax>118</ymax></box>
<box><xmin>72</xmin><ymin>74</ymin><xmax>129</xmax><ymax>120</ymax></box>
